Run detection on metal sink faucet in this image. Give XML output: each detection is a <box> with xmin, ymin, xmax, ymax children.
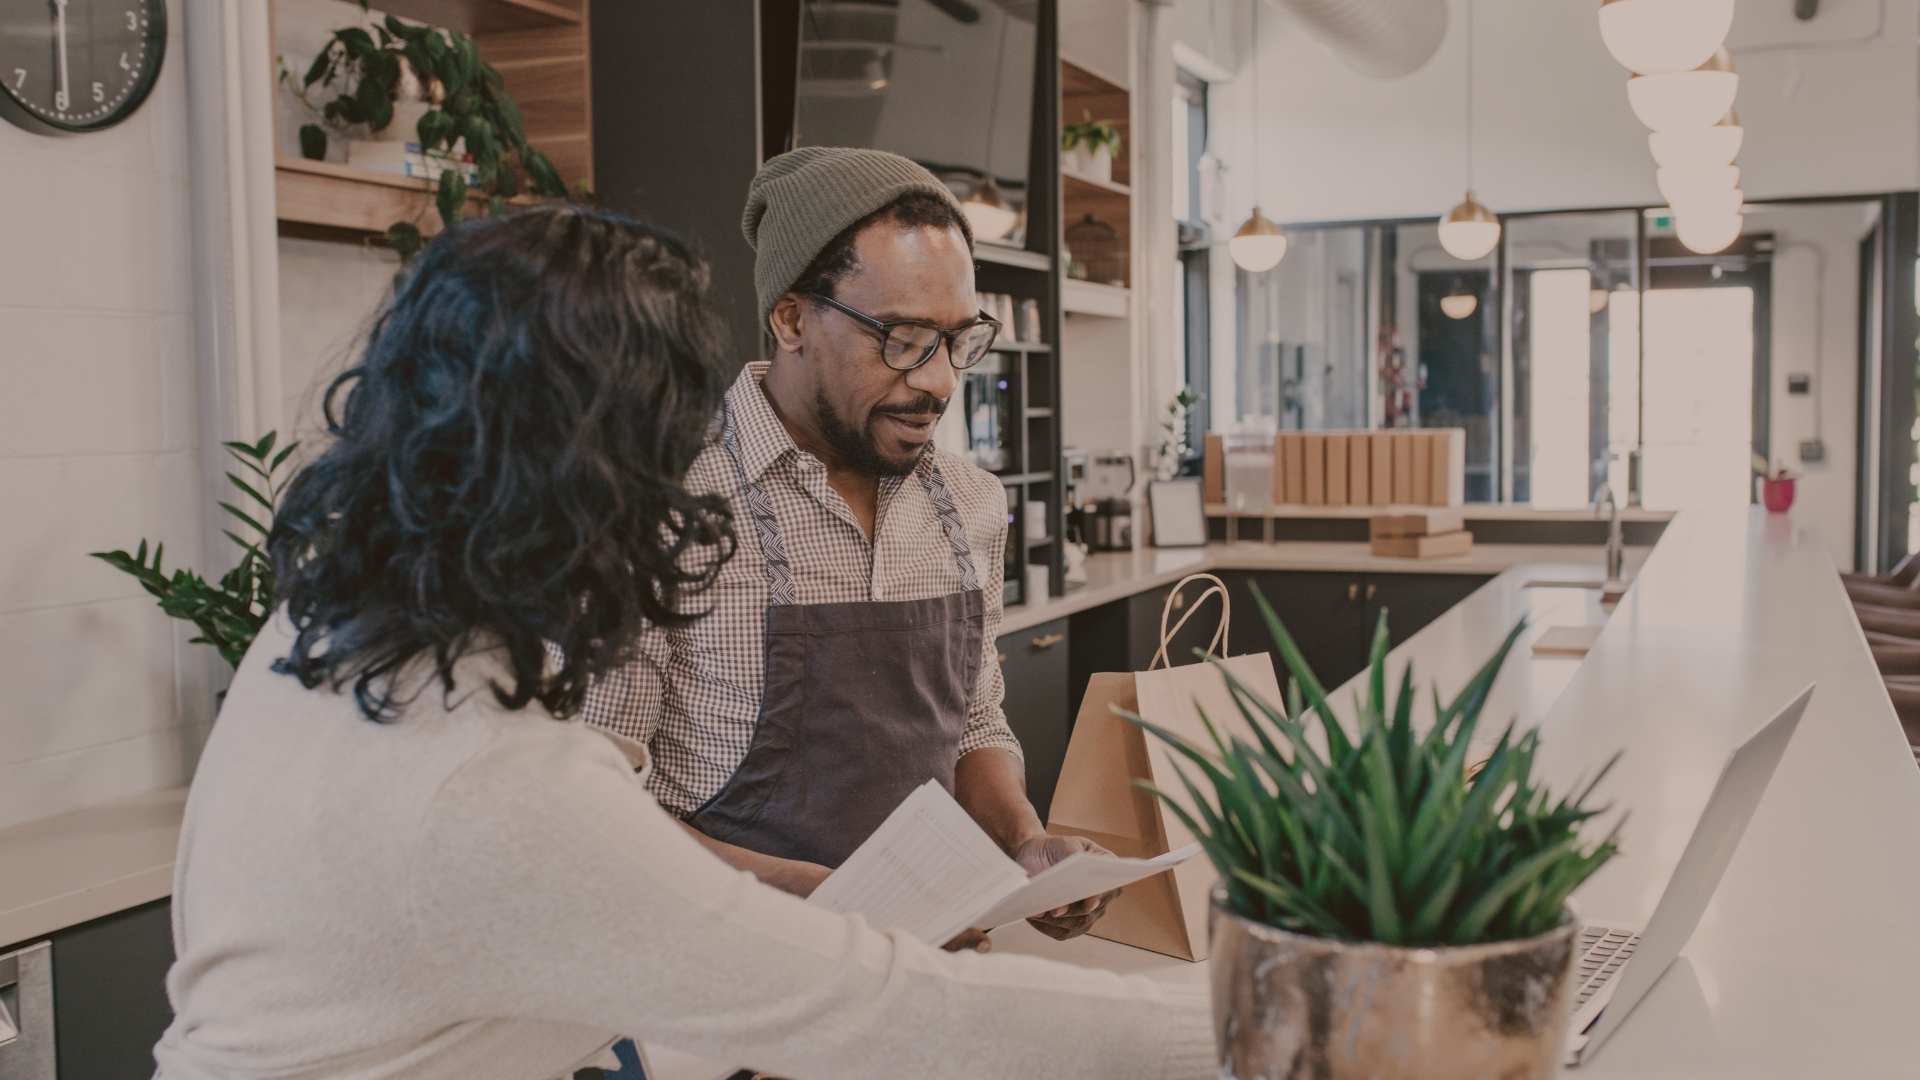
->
<box><xmin>1594</xmin><ymin>482</ymin><xmax>1625</xmax><ymax>582</ymax></box>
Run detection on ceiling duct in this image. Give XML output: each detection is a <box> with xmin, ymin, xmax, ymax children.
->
<box><xmin>1274</xmin><ymin>0</ymin><xmax>1450</xmax><ymax>79</ymax></box>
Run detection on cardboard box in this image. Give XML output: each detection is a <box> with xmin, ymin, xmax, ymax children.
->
<box><xmin>1369</xmin><ymin>508</ymin><xmax>1468</xmax><ymax>539</ymax></box>
<box><xmin>1203</xmin><ymin>434</ymin><xmax>1224</xmax><ymax>504</ymax></box>
<box><xmin>1370</xmin><ymin>530</ymin><xmax>1475</xmax><ymax>559</ymax></box>
<box><xmin>1327</xmin><ymin>434</ymin><xmax>1350</xmax><ymax>506</ymax></box>
<box><xmin>1411</xmin><ymin>433</ymin><xmax>1433</xmax><ymax>505</ymax></box>
<box><xmin>1430</xmin><ymin>429</ymin><xmax>1466</xmax><ymax>506</ymax></box>
<box><xmin>1370</xmin><ymin>433</ymin><xmax>1393</xmax><ymax>506</ymax></box>
<box><xmin>1391</xmin><ymin>433</ymin><xmax>1414</xmax><ymax>503</ymax></box>
<box><xmin>1303</xmin><ymin>435</ymin><xmax>1326</xmax><ymax>506</ymax></box>
<box><xmin>1347</xmin><ymin>434</ymin><xmax>1369</xmax><ymax>506</ymax></box>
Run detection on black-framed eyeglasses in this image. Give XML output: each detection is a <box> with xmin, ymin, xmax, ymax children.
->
<box><xmin>807</xmin><ymin>293</ymin><xmax>1001</xmax><ymax>372</ymax></box>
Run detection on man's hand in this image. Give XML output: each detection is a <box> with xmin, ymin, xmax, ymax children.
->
<box><xmin>768</xmin><ymin>858</ymin><xmax>833</xmax><ymax>899</ymax></box>
<box><xmin>1008</xmin><ymin>834</ymin><xmax>1119</xmax><ymax>940</ymax></box>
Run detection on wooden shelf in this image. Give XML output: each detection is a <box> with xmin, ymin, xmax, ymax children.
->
<box><xmin>991</xmin><ymin>341</ymin><xmax>1053</xmax><ymax>354</ymax></box>
<box><xmin>376</xmin><ymin>0</ymin><xmax>582</xmax><ymax>35</ymax></box>
<box><xmin>1062</xmin><ymin>279</ymin><xmax>1130</xmax><ymax>318</ymax></box>
<box><xmin>998</xmin><ymin>472</ymin><xmax>1055</xmax><ymax>486</ymax></box>
<box><xmin>1025</xmin><ymin>407</ymin><xmax>1055</xmax><ymax>419</ymax></box>
<box><xmin>275</xmin><ymin>157</ymin><xmax>443</xmax><ymax>236</ymax></box>
<box><xmin>1061</xmin><ymin>57</ymin><xmax>1127</xmax><ymax>99</ymax></box>
<box><xmin>1064</xmin><ymin>170</ymin><xmax>1130</xmax><ymax>198</ymax></box>
<box><xmin>976</xmin><ymin>241</ymin><xmax>1052</xmax><ymax>272</ymax></box>
<box><xmin>1026</xmin><ymin>535</ymin><xmax>1056</xmax><ymax>550</ymax></box>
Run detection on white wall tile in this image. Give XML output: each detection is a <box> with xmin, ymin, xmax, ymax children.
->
<box><xmin>0</xmin><ymin>309</ymin><xmax>194</xmax><ymax>457</ymax></box>
<box><xmin>0</xmin><ymin>598</ymin><xmax>182</xmax><ymax>768</ymax></box>
<box><xmin>0</xmin><ymin>450</ymin><xmax>203</xmax><ymax>613</ymax></box>
<box><xmin>0</xmin><ymin>719</ymin><xmax>210</xmax><ymax>829</ymax></box>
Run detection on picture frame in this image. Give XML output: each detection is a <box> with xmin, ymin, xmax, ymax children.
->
<box><xmin>1148</xmin><ymin>479</ymin><xmax>1207</xmax><ymax>548</ymax></box>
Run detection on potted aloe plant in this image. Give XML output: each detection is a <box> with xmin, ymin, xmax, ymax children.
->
<box><xmin>1061</xmin><ymin>110</ymin><xmax>1121</xmax><ymax>183</ymax></box>
<box><xmin>1131</xmin><ymin>591</ymin><xmax>1621</xmax><ymax>1079</ymax></box>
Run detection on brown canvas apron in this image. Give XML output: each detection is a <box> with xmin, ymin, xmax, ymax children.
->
<box><xmin>685</xmin><ymin>402</ymin><xmax>988</xmax><ymax>868</ymax></box>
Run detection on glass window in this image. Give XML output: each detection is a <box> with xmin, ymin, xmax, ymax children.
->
<box><xmin>1504</xmin><ymin>212</ymin><xmax>1641</xmax><ymax>506</ymax></box>
<box><xmin>1390</xmin><ymin>222</ymin><xmax>1500</xmax><ymax>501</ymax></box>
<box><xmin>1234</xmin><ymin>227</ymin><xmax>1371</xmax><ymax>434</ymax></box>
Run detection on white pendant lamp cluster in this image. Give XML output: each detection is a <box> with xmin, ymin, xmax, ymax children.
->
<box><xmin>1438</xmin><ymin>0</ymin><xmax>1499</xmax><ymax>261</ymax></box>
<box><xmin>1600</xmin><ymin>0</ymin><xmax>1744</xmax><ymax>254</ymax></box>
<box><xmin>1231</xmin><ymin>0</ymin><xmax>1287</xmax><ymax>272</ymax></box>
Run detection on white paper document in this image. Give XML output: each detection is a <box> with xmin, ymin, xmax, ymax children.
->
<box><xmin>810</xmin><ymin>780</ymin><xmax>1202</xmax><ymax>945</ymax></box>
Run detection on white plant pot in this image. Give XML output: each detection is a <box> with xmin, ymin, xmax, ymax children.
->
<box><xmin>1085</xmin><ymin>144</ymin><xmax>1113</xmax><ymax>184</ymax></box>
<box><xmin>380</xmin><ymin>99</ymin><xmax>432</xmax><ymax>143</ymax></box>
<box><xmin>1062</xmin><ymin>145</ymin><xmax>1088</xmax><ymax>176</ymax></box>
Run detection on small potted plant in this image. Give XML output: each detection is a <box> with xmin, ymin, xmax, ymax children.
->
<box><xmin>1130</xmin><ymin>595</ymin><xmax>1621</xmax><ymax>1079</ymax></box>
<box><xmin>1062</xmin><ymin>110</ymin><xmax>1122</xmax><ymax>183</ymax></box>
<box><xmin>1753</xmin><ymin>453</ymin><xmax>1796</xmax><ymax>513</ymax></box>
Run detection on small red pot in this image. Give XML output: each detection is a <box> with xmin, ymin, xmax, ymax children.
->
<box><xmin>1762</xmin><ymin>475</ymin><xmax>1796</xmax><ymax>513</ymax></box>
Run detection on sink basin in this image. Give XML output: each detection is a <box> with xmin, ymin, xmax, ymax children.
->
<box><xmin>1523</xmin><ymin>579</ymin><xmax>1605</xmax><ymax>590</ymax></box>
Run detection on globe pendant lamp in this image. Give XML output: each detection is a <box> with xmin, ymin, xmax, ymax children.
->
<box><xmin>1649</xmin><ymin>109</ymin><xmax>1742</xmax><ymax>169</ymax></box>
<box><xmin>1231</xmin><ymin>207</ymin><xmax>1289</xmax><ymax>273</ymax></box>
<box><xmin>1439</xmin><ymin>0</ymin><xmax>1499</xmax><ymax>261</ymax></box>
<box><xmin>1230</xmin><ymin>0</ymin><xmax>1286</xmax><ymax>272</ymax></box>
<box><xmin>1656</xmin><ymin>163</ymin><xmax>1739</xmax><ymax>208</ymax></box>
<box><xmin>1670</xmin><ymin>186</ymin><xmax>1743</xmax><ymax>220</ymax></box>
<box><xmin>1440</xmin><ymin>288</ymin><xmax>1479</xmax><ymax>320</ymax></box>
<box><xmin>1599</xmin><ymin>0</ymin><xmax>1735</xmax><ymax>76</ymax></box>
<box><xmin>1628</xmin><ymin>48</ymin><xmax>1737</xmax><ymax>133</ymax></box>
<box><xmin>1676</xmin><ymin>208</ymin><xmax>1743</xmax><ymax>255</ymax></box>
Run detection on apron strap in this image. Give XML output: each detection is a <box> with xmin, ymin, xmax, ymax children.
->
<box><xmin>720</xmin><ymin>402</ymin><xmax>799</xmax><ymax>606</ymax></box>
<box><xmin>915</xmin><ymin>463</ymin><xmax>981</xmax><ymax>594</ymax></box>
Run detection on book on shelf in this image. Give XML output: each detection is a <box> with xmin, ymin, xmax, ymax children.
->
<box><xmin>344</xmin><ymin>139</ymin><xmax>479</xmax><ymax>184</ymax></box>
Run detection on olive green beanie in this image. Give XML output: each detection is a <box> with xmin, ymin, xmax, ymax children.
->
<box><xmin>741</xmin><ymin>146</ymin><xmax>973</xmax><ymax>327</ymax></box>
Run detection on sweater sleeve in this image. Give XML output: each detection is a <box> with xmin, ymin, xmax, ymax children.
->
<box><xmin>405</xmin><ymin>723</ymin><xmax>1215</xmax><ymax>1080</ymax></box>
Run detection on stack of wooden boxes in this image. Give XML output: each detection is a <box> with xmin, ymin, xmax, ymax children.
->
<box><xmin>1203</xmin><ymin>429</ymin><xmax>1467</xmax><ymax>508</ymax></box>
<box><xmin>1369</xmin><ymin>508</ymin><xmax>1473</xmax><ymax>559</ymax></box>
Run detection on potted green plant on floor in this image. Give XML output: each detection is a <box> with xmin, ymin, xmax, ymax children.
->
<box><xmin>1130</xmin><ymin>593</ymin><xmax>1621</xmax><ymax>1079</ymax></box>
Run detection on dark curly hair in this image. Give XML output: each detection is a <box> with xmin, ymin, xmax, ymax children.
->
<box><xmin>269</xmin><ymin>205</ymin><xmax>736</xmax><ymax>722</ymax></box>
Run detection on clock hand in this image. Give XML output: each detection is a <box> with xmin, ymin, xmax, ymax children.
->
<box><xmin>53</xmin><ymin>0</ymin><xmax>69</xmax><ymax>110</ymax></box>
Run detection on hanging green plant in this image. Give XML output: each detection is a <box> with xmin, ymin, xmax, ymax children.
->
<box><xmin>280</xmin><ymin>7</ymin><xmax>570</xmax><ymax>260</ymax></box>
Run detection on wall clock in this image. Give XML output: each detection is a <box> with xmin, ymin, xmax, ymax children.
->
<box><xmin>0</xmin><ymin>1</ymin><xmax>167</xmax><ymax>135</ymax></box>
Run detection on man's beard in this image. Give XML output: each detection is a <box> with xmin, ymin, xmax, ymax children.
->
<box><xmin>815</xmin><ymin>387</ymin><xmax>944</xmax><ymax>477</ymax></box>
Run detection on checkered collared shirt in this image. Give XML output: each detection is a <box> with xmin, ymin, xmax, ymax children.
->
<box><xmin>581</xmin><ymin>361</ymin><xmax>1020</xmax><ymax>818</ymax></box>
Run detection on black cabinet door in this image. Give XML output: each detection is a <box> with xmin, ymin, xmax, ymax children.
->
<box><xmin>998</xmin><ymin>617</ymin><xmax>1071</xmax><ymax>819</ymax></box>
<box><xmin>1219</xmin><ymin>571</ymin><xmax>1373</xmax><ymax>693</ymax></box>
<box><xmin>1364</xmin><ymin>573</ymin><xmax>1493</xmax><ymax>650</ymax></box>
<box><xmin>52</xmin><ymin>899</ymin><xmax>173</xmax><ymax>1079</ymax></box>
<box><xmin>1125</xmin><ymin>581</ymin><xmax>1230</xmax><ymax>673</ymax></box>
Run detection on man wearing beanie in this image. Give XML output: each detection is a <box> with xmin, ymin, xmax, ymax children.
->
<box><xmin>582</xmin><ymin>147</ymin><xmax>1116</xmax><ymax>942</ymax></box>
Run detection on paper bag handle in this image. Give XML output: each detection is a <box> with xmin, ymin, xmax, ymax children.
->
<box><xmin>1151</xmin><ymin>573</ymin><xmax>1230</xmax><ymax>670</ymax></box>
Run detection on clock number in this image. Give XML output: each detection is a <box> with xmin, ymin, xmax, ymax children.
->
<box><xmin>120</xmin><ymin>53</ymin><xmax>131</xmax><ymax>73</ymax></box>
<box><xmin>92</xmin><ymin>82</ymin><xmax>105</xmax><ymax>103</ymax></box>
<box><xmin>126</xmin><ymin>11</ymin><xmax>139</xmax><ymax>31</ymax></box>
<box><xmin>10</xmin><ymin>69</ymin><xmax>23</xmax><ymax>91</ymax></box>
<box><xmin>54</xmin><ymin>90</ymin><xmax>68</xmax><ymax>111</ymax></box>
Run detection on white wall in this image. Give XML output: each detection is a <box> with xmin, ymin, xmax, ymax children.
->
<box><xmin>1212</xmin><ymin>0</ymin><xmax>1919</xmax><ymax>226</ymax></box>
<box><xmin>1759</xmin><ymin>202</ymin><xmax>1875</xmax><ymax>570</ymax></box>
<box><xmin>0</xmin><ymin>12</ymin><xmax>214</xmax><ymax>827</ymax></box>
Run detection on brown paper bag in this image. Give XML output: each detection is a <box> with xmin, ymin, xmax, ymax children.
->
<box><xmin>1045</xmin><ymin>574</ymin><xmax>1285</xmax><ymax>961</ymax></box>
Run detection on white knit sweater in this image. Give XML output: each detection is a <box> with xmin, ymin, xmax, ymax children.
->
<box><xmin>151</xmin><ymin>617</ymin><xmax>1216</xmax><ymax>1079</ymax></box>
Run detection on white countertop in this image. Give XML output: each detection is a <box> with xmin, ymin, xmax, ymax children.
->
<box><xmin>1206</xmin><ymin>501</ymin><xmax>1679</xmax><ymax>524</ymax></box>
<box><xmin>0</xmin><ymin>786</ymin><xmax>185</xmax><ymax>948</ymax></box>
<box><xmin>1000</xmin><ymin>507</ymin><xmax>1920</xmax><ymax>1078</ymax></box>
<box><xmin>1002</xmin><ymin>539</ymin><xmax>1642</xmax><ymax>634</ymax></box>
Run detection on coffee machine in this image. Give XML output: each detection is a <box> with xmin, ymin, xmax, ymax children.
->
<box><xmin>1066</xmin><ymin>449</ymin><xmax>1136</xmax><ymax>553</ymax></box>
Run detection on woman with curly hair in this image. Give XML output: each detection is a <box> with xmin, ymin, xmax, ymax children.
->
<box><xmin>151</xmin><ymin>206</ymin><xmax>1213</xmax><ymax>1080</ymax></box>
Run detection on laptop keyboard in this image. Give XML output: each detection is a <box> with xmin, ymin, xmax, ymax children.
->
<box><xmin>1574</xmin><ymin>926</ymin><xmax>1641</xmax><ymax>1010</ymax></box>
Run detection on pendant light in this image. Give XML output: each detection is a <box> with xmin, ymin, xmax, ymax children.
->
<box><xmin>1675</xmin><ymin>208</ymin><xmax>1743</xmax><ymax>255</ymax></box>
<box><xmin>1627</xmin><ymin>48</ymin><xmax>1737</xmax><ymax>133</ymax></box>
<box><xmin>962</xmin><ymin>15</ymin><xmax>1020</xmax><ymax>242</ymax></box>
<box><xmin>1440</xmin><ymin>286</ymin><xmax>1479</xmax><ymax>320</ymax></box>
<box><xmin>1599</xmin><ymin>0</ymin><xmax>1735</xmax><ymax>76</ymax></box>
<box><xmin>1438</xmin><ymin>0</ymin><xmax>1499</xmax><ymax>261</ymax></box>
<box><xmin>1656</xmin><ymin>163</ymin><xmax>1738</xmax><ymax>208</ymax></box>
<box><xmin>1230</xmin><ymin>0</ymin><xmax>1287</xmax><ymax>273</ymax></box>
<box><xmin>1649</xmin><ymin>109</ymin><xmax>1742</xmax><ymax>169</ymax></box>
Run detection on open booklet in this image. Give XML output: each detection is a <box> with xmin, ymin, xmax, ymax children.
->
<box><xmin>809</xmin><ymin>779</ymin><xmax>1201</xmax><ymax>945</ymax></box>
<box><xmin>640</xmin><ymin>781</ymin><xmax>1201</xmax><ymax>1080</ymax></box>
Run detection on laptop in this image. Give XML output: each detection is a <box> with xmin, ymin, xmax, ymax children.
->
<box><xmin>1564</xmin><ymin>683</ymin><xmax>1815</xmax><ymax>1066</ymax></box>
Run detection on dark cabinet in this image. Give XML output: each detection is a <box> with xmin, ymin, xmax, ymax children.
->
<box><xmin>1218</xmin><ymin>571</ymin><xmax>1492</xmax><ymax>692</ymax></box>
<box><xmin>998</xmin><ymin>617</ymin><xmax>1071</xmax><ymax>819</ymax></box>
<box><xmin>51</xmin><ymin>899</ymin><xmax>173</xmax><ymax>1079</ymax></box>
